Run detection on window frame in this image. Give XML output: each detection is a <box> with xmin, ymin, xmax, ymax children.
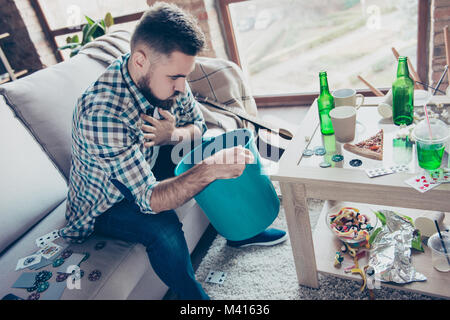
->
<box><xmin>30</xmin><ymin>0</ymin><xmax>145</xmax><ymax>63</ymax></box>
<box><xmin>218</xmin><ymin>0</ymin><xmax>430</xmax><ymax>107</ymax></box>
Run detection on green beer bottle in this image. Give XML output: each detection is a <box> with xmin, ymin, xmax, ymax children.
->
<box><xmin>392</xmin><ymin>56</ymin><xmax>414</xmax><ymax>126</ymax></box>
<box><xmin>317</xmin><ymin>71</ymin><xmax>335</xmax><ymax>135</ymax></box>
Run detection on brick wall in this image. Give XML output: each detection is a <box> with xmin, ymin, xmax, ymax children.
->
<box><xmin>0</xmin><ymin>0</ymin><xmax>42</xmax><ymax>77</ymax></box>
<box><xmin>16</xmin><ymin>0</ymin><xmax>58</xmax><ymax>68</ymax></box>
<box><xmin>430</xmin><ymin>0</ymin><xmax>450</xmax><ymax>92</ymax></box>
<box><xmin>0</xmin><ymin>0</ymin><xmax>57</xmax><ymax>77</ymax></box>
<box><xmin>147</xmin><ymin>0</ymin><xmax>228</xmax><ymax>59</ymax></box>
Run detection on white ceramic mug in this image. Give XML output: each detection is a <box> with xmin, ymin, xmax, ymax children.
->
<box><xmin>329</xmin><ymin>106</ymin><xmax>358</xmax><ymax>143</ymax></box>
<box><xmin>332</xmin><ymin>88</ymin><xmax>365</xmax><ymax>108</ymax></box>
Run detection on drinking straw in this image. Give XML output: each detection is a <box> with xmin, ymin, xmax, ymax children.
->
<box><xmin>423</xmin><ymin>104</ymin><xmax>433</xmax><ymax>140</ymax></box>
<box><xmin>434</xmin><ymin>220</ymin><xmax>450</xmax><ymax>266</ymax></box>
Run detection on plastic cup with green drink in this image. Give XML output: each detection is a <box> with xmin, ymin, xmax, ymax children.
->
<box><xmin>412</xmin><ymin>119</ymin><xmax>449</xmax><ymax>170</ymax></box>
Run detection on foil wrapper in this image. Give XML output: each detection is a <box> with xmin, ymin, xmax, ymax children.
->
<box><xmin>368</xmin><ymin>210</ymin><xmax>426</xmax><ymax>284</ymax></box>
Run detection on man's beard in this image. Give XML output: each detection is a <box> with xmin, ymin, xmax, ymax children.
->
<box><xmin>137</xmin><ymin>74</ymin><xmax>179</xmax><ymax>111</ymax></box>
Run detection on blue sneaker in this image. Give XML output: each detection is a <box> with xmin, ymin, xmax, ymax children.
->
<box><xmin>226</xmin><ymin>228</ymin><xmax>287</xmax><ymax>248</ymax></box>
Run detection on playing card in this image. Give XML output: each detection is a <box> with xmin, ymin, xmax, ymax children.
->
<box><xmin>56</xmin><ymin>253</ymin><xmax>85</xmax><ymax>273</ymax></box>
<box><xmin>427</xmin><ymin>168</ymin><xmax>450</xmax><ymax>184</ymax></box>
<box><xmin>204</xmin><ymin>270</ymin><xmax>227</xmax><ymax>284</ymax></box>
<box><xmin>36</xmin><ymin>229</ymin><xmax>60</xmax><ymax>248</ymax></box>
<box><xmin>405</xmin><ymin>174</ymin><xmax>441</xmax><ymax>193</ymax></box>
<box><xmin>37</xmin><ymin>242</ymin><xmax>62</xmax><ymax>259</ymax></box>
<box><xmin>40</xmin><ymin>281</ymin><xmax>66</xmax><ymax>300</ymax></box>
<box><xmin>11</xmin><ymin>272</ymin><xmax>38</xmax><ymax>288</ymax></box>
<box><xmin>27</xmin><ymin>256</ymin><xmax>54</xmax><ymax>270</ymax></box>
<box><xmin>15</xmin><ymin>254</ymin><xmax>41</xmax><ymax>271</ymax></box>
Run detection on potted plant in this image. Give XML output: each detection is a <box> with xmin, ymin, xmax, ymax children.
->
<box><xmin>59</xmin><ymin>12</ymin><xmax>114</xmax><ymax>57</ymax></box>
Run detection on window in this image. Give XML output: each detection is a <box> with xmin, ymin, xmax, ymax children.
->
<box><xmin>31</xmin><ymin>0</ymin><xmax>148</xmax><ymax>61</ymax></box>
<box><xmin>219</xmin><ymin>0</ymin><xmax>429</xmax><ymax>106</ymax></box>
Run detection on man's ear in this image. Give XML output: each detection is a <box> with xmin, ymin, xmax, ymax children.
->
<box><xmin>132</xmin><ymin>49</ymin><xmax>148</xmax><ymax>71</ymax></box>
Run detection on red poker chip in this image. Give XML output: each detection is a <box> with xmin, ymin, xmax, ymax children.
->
<box><xmin>60</xmin><ymin>249</ymin><xmax>73</xmax><ymax>259</ymax></box>
<box><xmin>27</xmin><ymin>292</ymin><xmax>40</xmax><ymax>300</ymax></box>
<box><xmin>56</xmin><ymin>272</ymin><xmax>70</xmax><ymax>282</ymax></box>
<box><xmin>88</xmin><ymin>270</ymin><xmax>101</xmax><ymax>281</ymax></box>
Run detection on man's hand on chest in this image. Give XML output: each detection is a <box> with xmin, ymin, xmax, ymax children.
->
<box><xmin>140</xmin><ymin>108</ymin><xmax>177</xmax><ymax>147</ymax></box>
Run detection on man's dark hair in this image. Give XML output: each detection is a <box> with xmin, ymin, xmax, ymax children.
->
<box><xmin>131</xmin><ymin>2</ymin><xmax>206</xmax><ymax>56</ymax></box>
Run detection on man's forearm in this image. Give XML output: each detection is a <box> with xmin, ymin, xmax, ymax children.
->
<box><xmin>150</xmin><ymin>161</ymin><xmax>214</xmax><ymax>213</ymax></box>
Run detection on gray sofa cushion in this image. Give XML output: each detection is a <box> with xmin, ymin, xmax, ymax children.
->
<box><xmin>0</xmin><ymin>199</ymin><xmax>210</xmax><ymax>300</ymax></box>
<box><xmin>0</xmin><ymin>54</ymin><xmax>107</xmax><ymax>180</ymax></box>
<box><xmin>0</xmin><ymin>201</ymin><xmax>149</xmax><ymax>300</ymax></box>
<box><xmin>0</xmin><ymin>98</ymin><xmax>67</xmax><ymax>254</ymax></box>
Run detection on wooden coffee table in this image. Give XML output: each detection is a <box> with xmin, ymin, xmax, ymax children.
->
<box><xmin>271</xmin><ymin>97</ymin><xmax>450</xmax><ymax>298</ymax></box>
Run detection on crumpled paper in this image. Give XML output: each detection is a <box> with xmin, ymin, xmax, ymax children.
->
<box><xmin>368</xmin><ymin>210</ymin><xmax>427</xmax><ymax>284</ymax></box>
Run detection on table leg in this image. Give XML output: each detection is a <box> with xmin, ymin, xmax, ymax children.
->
<box><xmin>280</xmin><ymin>182</ymin><xmax>319</xmax><ymax>288</ymax></box>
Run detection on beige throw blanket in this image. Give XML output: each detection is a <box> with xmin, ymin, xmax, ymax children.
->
<box><xmin>78</xmin><ymin>30</ymin><xmax>257</xmax><ymax>133</ymax></box>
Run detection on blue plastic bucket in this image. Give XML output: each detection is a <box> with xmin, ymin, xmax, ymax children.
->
<box><xmin>174</xmin><ymin>129</ymin><xmax>280</xmax><ymax>241</ymax></box>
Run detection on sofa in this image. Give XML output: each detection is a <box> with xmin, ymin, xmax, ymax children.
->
<box><xmin>0</xmin><ymin>48</ymin><xmax>227</xmax><ymax>299</ymax></box>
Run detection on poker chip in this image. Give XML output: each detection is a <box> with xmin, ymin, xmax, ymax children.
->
<box><xmin>94</xmin><ymin>241</ymin><xmax>106</xmax><ymax>250</ymax></box>
<box><xmin>27</xmin><ymin>282</ymin><xmax>38</xmax><ymax>292</ymax></box>
<box><xmin>53</xmin><ymin>257</ymin><xmax>64</xmax><ymax>267</ymax></box>
<box><xmin>349</xmin><ymin>159</ymin><xmax>363</xmax><ymax>167</ymax></box>
<box><xmin>27</xmin><ymin>292</ymin><xmax>40</xmax><ymax>300</ymax></box>
<box><xmin>56</xmin><ymin>272</ymin><xmax>70</xmax><ymax>282</ymax></box>
<box><xmin>331</xmin><ymin>154</ymin><xmax>344</xmax><ymax>162</ymax></box>
<box><xmin>36</xmin><ymin>281</ymin><xmax>49</xmax><ymax>293</ymax></box>
<box><xmin>36</xmin><ymin>270</ymin><xmax>52</xmax><ymax>283</ymax></box>
<box><xmin>88</xmin><ymin>270</ymin><xmax>102</xmax><ymax>281</ymax></box>
<box><xmin>302</xmin><ymin>149</ymin><xmax>314</xmax><ymax>157</ymax></box>
<box><xmin>319</xmin><ymin>161</ymin><xmax>331</xmax><ymax>168</ymax></box>
<box><xmin>314</xmin><ymin>146</ymin><xmax>326</xmax><ymax>156</ymax></box>
<box><xmin>60</xmin><ymin>249</ymin><xmax>73</xmax><ymax>259</ymax></box>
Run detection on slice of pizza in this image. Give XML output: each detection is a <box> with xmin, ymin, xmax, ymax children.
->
<box><xmin>343</xmin><ymin>129</ymin><xmax>383</xmax><ymax>160</ymax></box>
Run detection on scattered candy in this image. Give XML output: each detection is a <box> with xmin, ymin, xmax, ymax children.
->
<box><xmin>334</xmin><ymin>251</ymin><xmax>344</xmax><ymax>268</ymax></box>
<box><xmin>328</xmin><ymin>207</ymin><xmax>373</xmax><ymax>242</ymax></box>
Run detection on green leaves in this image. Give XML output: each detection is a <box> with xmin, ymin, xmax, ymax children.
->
<box><xmin>104</xmin><ymin>12</ymin><xmax>114</xmax><ymax>28</ymax></box>
<box><xmin>371</xmin><ymin>210</ymin><xmax>424</xmax><ymax>252</ymax></box>
<box><xmin>58</xmin><ymin>12</ymin><xmax>114</xmax><ymax>57</ymax></box>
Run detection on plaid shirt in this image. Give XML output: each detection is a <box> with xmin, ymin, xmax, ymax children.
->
<box><xmin>60</xmin><ymin>53</ymin><xmax>207</xmax><ymax>242</ymax></box>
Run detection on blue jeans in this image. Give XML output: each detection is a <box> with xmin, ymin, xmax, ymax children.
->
<box><xmin>94</xmin><ymin>145</ymin><xmax>209</xmax><ymax>300</ymax></box>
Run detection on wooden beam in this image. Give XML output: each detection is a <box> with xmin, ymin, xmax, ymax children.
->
<box><xmin>28</xmin><ymin>0</ymin><xmax>63</xmax><ymax>62</ymax></box>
